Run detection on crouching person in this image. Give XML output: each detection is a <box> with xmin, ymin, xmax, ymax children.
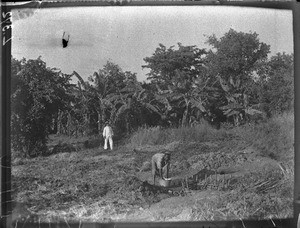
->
<box><xmin>103</xmin><ymin>122</ymin><xmax>114</xmax><ymax>150</ymax></box>
<box><xmin>152</xmin><ymin>151</ymin><xmax>171</xmax><ymax>185</ymax></box>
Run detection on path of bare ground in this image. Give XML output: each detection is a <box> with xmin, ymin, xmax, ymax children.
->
<box><xmin>11</xmin><ymin>134</ymin><xmax>293</xmax><ymax>223</ymax></box>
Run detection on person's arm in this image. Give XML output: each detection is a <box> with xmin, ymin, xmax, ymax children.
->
<box><xmin>159</xmin><ymin>167</ymin><xmax>163</xmax><ymax>179</ymax></box>
<box><xmin>157</xmin><ymin>157</ymin><xmax>163</xmax><ymax>178</ymax></box>
<box><xmin>152</xmin><ymin>156</ymin><xmax>157</xmax><ymax>185</ymax></box>
<box><xmin>103</xmin><ymin>127</ymin><xmax>106</xmax><ymax>138</ymax></box>
<box><xmin>166</xmin><ymin>162</ymin><xmax>170</xmax><ymax>179</ymax></box>
<box><xmin>162</xmin><ymin>155</ymin><xmax>170</xmax><ymax>179</ymax></box>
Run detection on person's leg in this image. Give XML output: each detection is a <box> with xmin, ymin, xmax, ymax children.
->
<box><xmin>109</xmin><ymin>136</ymin><xmax>113</xmax><ymax>150</ymax></box>
<box><xmin>152</xmin><ymin>158</ymin><xmax>156</xmax><ymax>185</ymax></box>
<box><xmin>104</xmin><ymin>137</ymin><xmax>108</xmax><ymax>150</ymax></box>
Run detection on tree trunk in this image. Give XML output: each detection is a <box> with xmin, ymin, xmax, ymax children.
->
<box><xmin>101</xmin><ymin>106</ymin><xmax>106</xmax><ymax>131</ymax></box>
<box><xmin>181</xmin><ymin>99</ymin><xmax>190</xmax><ymax>127</ymax></box>
<box><xmin>57</xmin><ymin>110</ymin><xmax>63</xmax><ymax>135</ymax></box>
<box><xmin>126</xmin><ymin>113</ymin><xmax>130</xmax><ymax>133</ymax></box>
<box><xmin>97</xmin><ymin>111</ymin><xmax>101</xmax><ymax>135</ymax></box>
<box><xmin>67</xmin><ymin>112</ymin><xmax>72</xmax><ymax>137</ymax></box>
<box><xmin>233</xmin><ymin>114</ymin><xmax>239</xmax><ymax>127</ymax></box>
<box><xmin>82</xmin><ymin>113</ymin><xmax>88</xmax><ymax>136</ymax></box>
<box><xmin>53</xmin><ymin>115</ymin><xmax>58</xmax><ymax>134</ymax></box>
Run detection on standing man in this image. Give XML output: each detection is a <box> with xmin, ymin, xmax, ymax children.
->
<box><xmin>103</xmin><ymin>122</ymin><xmax>114</xmax><ymax>150</ymax></box>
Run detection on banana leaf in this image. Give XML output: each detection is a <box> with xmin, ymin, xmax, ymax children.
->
<box><xmin>220</xmin><ymin>103</ymin><xmax>243</xmax><ymax>110</ymax></box>
<box><xmin>244</xmin><ymin>108</ymin><xmax>263</xmax><ymax>116</ymax></box>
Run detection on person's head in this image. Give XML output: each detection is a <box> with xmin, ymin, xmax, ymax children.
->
<box><xmin>105</xmin><ymin>121</ymin><xmax>110</xmax><ymax>126</ymax></box>
<box><xmin>164</xmin><ymin>151</ymin><xmax>171</xmax><ymax>163</ymax></box>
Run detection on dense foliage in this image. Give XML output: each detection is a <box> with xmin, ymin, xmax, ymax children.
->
<box><xmin>11</xmin><ymin>57</ymin><xmax>72</xmax><ymax>157</ymax></box>
<box><xmin>205</xmin><ymin>29</ymin><xmax>271</xmax><ymax>125</ymax></box>
<box><xmin>11</xmin><ymin>29</ymin><xmax>294</xmax><ymax>157</ymax></box>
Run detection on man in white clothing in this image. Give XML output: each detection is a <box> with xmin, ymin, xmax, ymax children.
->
<box><xmin>103</xmin><ymin>122</ymin><xmax>114</xmax><ymax>150</ymax></box>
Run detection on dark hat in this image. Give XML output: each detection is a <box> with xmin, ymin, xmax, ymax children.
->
<box><xmin>164</xmin><ymin>151</ymin><xmax>171</xmax><ymax>155</ymax></box>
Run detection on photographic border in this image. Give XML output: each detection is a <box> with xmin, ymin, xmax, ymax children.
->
<box><xmin>1</xmin><ymin>1</ymin><xmax>298</xmax><ymax>227</ymax></box>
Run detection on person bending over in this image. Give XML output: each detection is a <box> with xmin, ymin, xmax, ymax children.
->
<box><xmin>151</xmin><ymin>152</ymin><xmax>171</xmax><ymax>185</ymax></box>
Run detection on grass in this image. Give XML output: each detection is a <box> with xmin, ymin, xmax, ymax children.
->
<box><xmin>11</xmin><ymin>112</ymin><xmax>294</xmax><ymax>223</ymax></box>
<box><xmin>128</xmin><ymin>122</ymin><xmax>230</xmax><ymax>149</ymax></box>
<box><xmin>191</xmin><ymin>189</ymin><xmax>293</xmax><ymax>221</ymax></box>
<box><xmin>128</xmin><ymin>112</ymin><xmax>294</xmax><ymax>161</ymax></box>
<box><xmin>125</xmin><ymin>112</ymin><xmax>295</xmax><ymax>220</ymax></box>
<box><xmin>190</xmin><ymin>160</ymin><xmax>294</xmax><ymax>221</ymax></box>
<box><xmin>234</xmin><ymin>112</ymin><xmax>294</xmax><ymax>161</ymax></box>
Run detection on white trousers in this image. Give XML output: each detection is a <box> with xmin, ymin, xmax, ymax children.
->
<box><xmin>104</xmin><ymin>136</ymin><xmax>113</xmax><ymax>150</ymax></box>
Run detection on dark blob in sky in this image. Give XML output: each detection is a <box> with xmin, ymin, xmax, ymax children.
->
<box><xmin>62</xmin><ymin>32</ymin><xmax>70</xmax><ymax>48</ymax></box>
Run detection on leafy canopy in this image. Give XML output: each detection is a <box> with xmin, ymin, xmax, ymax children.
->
<box><xmin>11</xmin><ymin>57</ymin><xmax>72</xmax><ymax>157</ymax></box>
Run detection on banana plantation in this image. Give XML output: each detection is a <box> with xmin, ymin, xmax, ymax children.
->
<box><xmin>11</xmin><ymin>29</ymin><xmax>294</xmax><ymax>158</ymax></box>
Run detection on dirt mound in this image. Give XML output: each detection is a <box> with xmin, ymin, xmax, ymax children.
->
<box><xmin>124</xmin><ymin>176</ymin><xmax>144</xmax><ymax>191</ymax></box>
<box><xmin>188</xmin><ymin>151</ymin><xmax>237</xmax><ymax>171</ymax></box>
<box><xmin>116</xmin><ymin>176</ymin><xmax>187</xmax><ymax>206</ymax></box>
<box><xmin>123</xmin><ymin>176</ymin><xmax>164</xmax><ymax>195</ymax></box>
<box><xmin>83</xmin><ymin>139</ymin><xmax>101</xmax><ymax>149</ymax></box>
<box><xmin>48</xmin><ymin>143</ymin><xmax>77</xmax><ymax>155</ymax></box>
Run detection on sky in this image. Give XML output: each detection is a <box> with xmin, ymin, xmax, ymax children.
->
<box><xmin>12</xmin><ymin>6</ymin><xmax>293</xmax><ymax>82</ymax></box>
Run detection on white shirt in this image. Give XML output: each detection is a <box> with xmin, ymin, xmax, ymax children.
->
<box><xmin>103</xmin><ymin>126</ymin><xmax>113</xmax><ymax>138</ymax></box>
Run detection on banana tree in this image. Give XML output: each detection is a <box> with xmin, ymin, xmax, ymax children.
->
<box><xmin>217</xmin><ymin>74</ymin><xmax>263</xmax><ymax>126</ymax></box>
<box><xmin>143</xmin><ymin>43</ymin><xmax>210</xmax><ymax>127</ymax></box>
<box><xmin>88</xmin><ymin>70</ymin><xmax>111</xmax><ymax>133</ymax></box>
<box><xmin>205</xmin><ymin>29</ymin><xmax>270</xmax><ymax>126</ymax></box>
<box><xmin>108</xmin><ymin>78</ymin><xmax>163</xmax><ymax>133</ymax></box>
<box><xmin>87</xmin><ymin>62</ymin><xmax>140</xmax><ymax>134</ymax></box>
<box><xmin>153</xmin><ymin>68</ymin><xmax>210</xmax><ymax>127</ymax></box>
<box><xmin>72</xmin><ymin>71</ymin><xmax>97</xmax><ymax>135</ymax></box>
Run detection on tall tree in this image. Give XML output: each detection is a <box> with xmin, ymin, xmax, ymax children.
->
<box><xmin>88</xmin><ymin>61</ymin><xmax>127</xmax><ymax>133</ymax></box>
<box><xmin>205</xmin><ymin>29</ymin><xmax>270</xmax><ymax>125</ymax></box>
<box><xmin>70</xmin><ymin>71</ymin><xmax>95</xmax><ymax>136</ymax></box>
<box><xmin>109</xmin><ymin>74</ymin><xmax>162</xmax><ymax>133</ymax></box>
<box><xmin>143</xmin><ymin>43</ymin><xmax>209</xmax><ymax>126</ymax></box>
<box><xmin>257</xmin><ymin>53</ymin><xmax>294</xmax><ymax>116</ymax></box>
<box><xmin>11</xmin><ymin>57</ymin><xmax>72</xmax><ymax>157</ymax></box>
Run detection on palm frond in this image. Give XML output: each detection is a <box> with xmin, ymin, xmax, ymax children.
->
<box><xmin>72</xmin><ymin>71</ymin><xmax>88</xmax><ymax>90</ymax></box>
<box><xmin>143</xmin><ymin>103</ymin><xmax>162</xmax><ymax>116</ymax></box>
<box><xmin>154</xmin><ymin>94</ymin><xmax>172</xmax><ymax>111</ymax></box>
<box><xmin>190</xmin><ymin>98</ymin><xmax>206</xmax><ymax>112</ymax></box>
<box><xmin>224</xmin><ymin>109</ymin><xmax>240</xmax><ymax>117</ymax></box>
<box><xmin>217</xmin><ymin>74</ymin><xmax>230</xmax><ymax>92</ymax></box>
<box><xmin>244</xmin><ymin>108</ymin><xmax>263</xmax><ymax>116</ymax></box>
<box><xmin>220</xmin><ymin>103</ymin><xmax>243</xmax><ymax>110</ymax></box>
<box><xmin>115</xmin><ymin>104</ymin><xmax>130</xmax><ymax>121</ymax></box>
